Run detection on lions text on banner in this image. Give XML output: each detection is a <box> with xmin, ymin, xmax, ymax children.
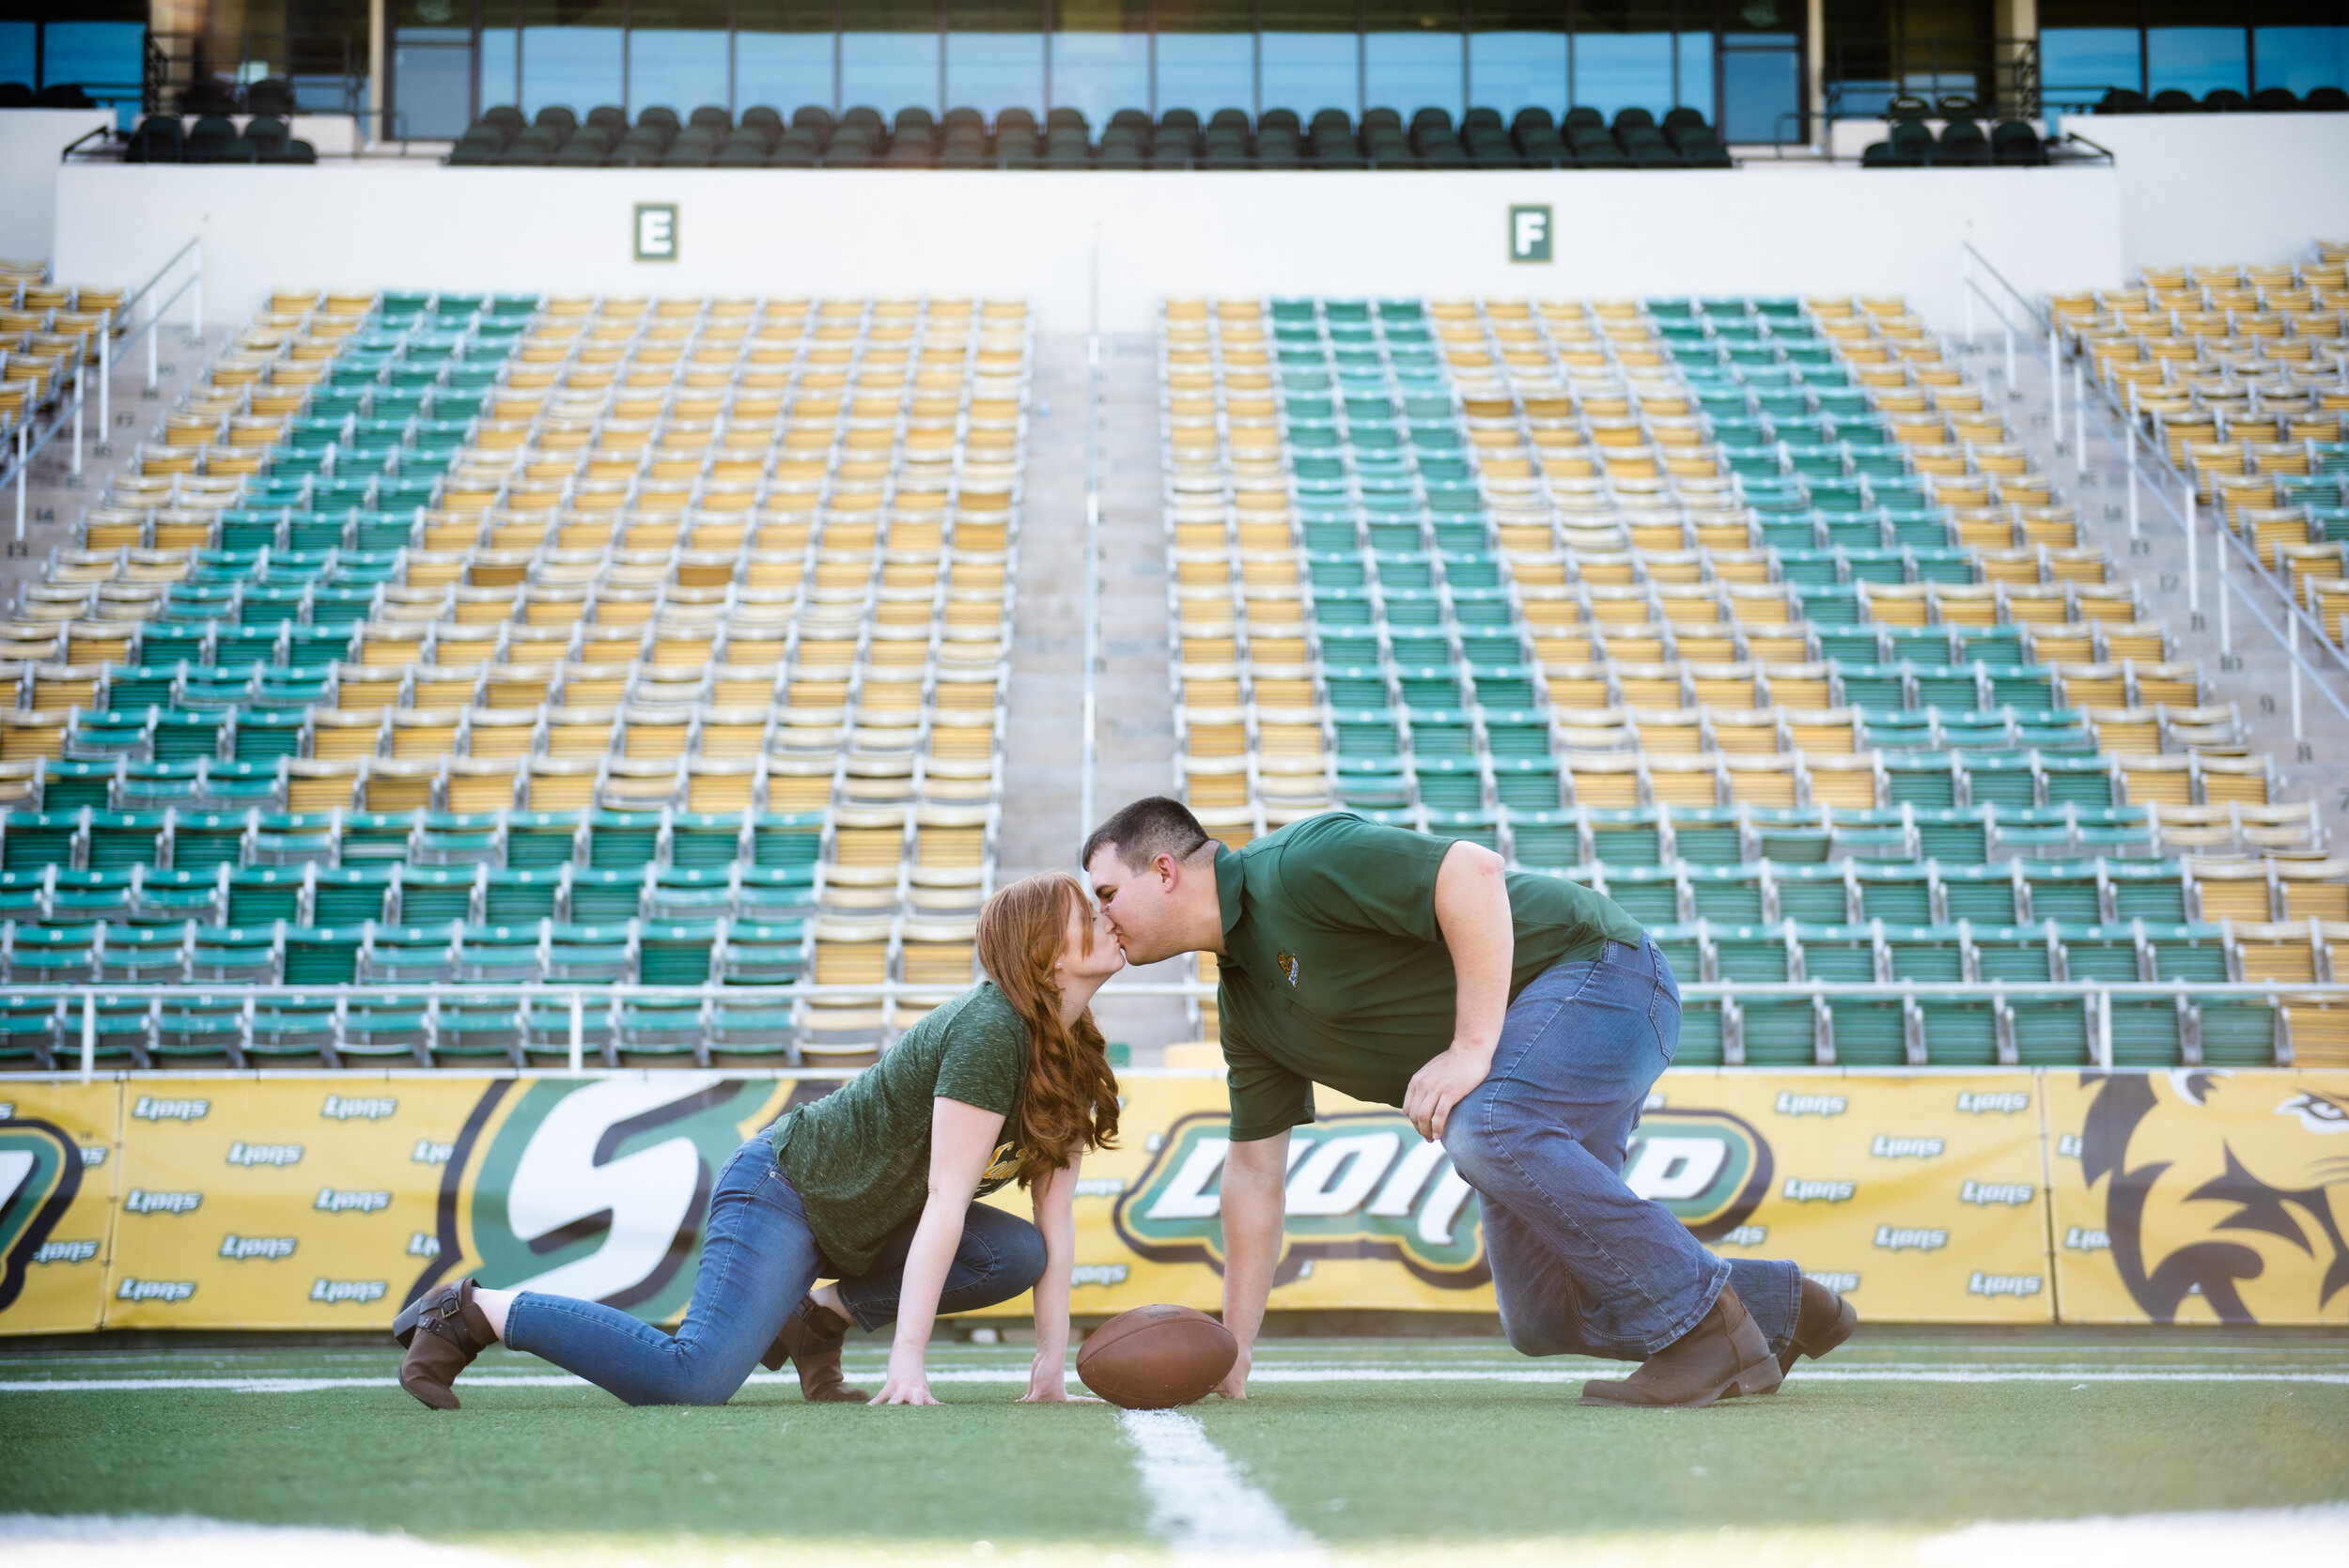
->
<box><xmin>7</xmin><ymin>1069</ymin><xmax>2342</xmax><ymax>1334</ymax></box>
<box><xmin>0</xmin><ymin>1081</ymin><xmax>119</xmax><ymax>1332</ymax></box>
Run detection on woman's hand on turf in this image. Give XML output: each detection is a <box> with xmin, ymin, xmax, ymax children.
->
<box><xmin>1213</xmin><ymin>1346</ymin><xmax>1252</xmax><ymax>1400</ymax></box>
<box><xmin>1019</xmin><ymin>1358</ymin><xmax>1076</xmax><ymax>1402</ymax></box>
<box><xmin>874</xmin><ymin>1345</ymin><xmax>939</xmax><ymax>1405</ymax></box>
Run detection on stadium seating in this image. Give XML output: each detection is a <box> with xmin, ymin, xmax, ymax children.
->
<box><xmin>1160</xmin><ymin>289</ymin><xmax>2336</xmax><ymax>1068</ymax></box>
<box><xmin>2054</xmin><ymin>244</ymin><xmax>2349</xmax><ymax>646</ymax></box>
<box><xmin>2089</xmin><ymin>86</ymin><xmax>2349</xmax><ymax>114</ymax></box>
<box><xmin>0</xmin><ymin>287</ymin><xmax>1027</xmax><ymax>1070</ymax></box>
<box><xmin>0</xmin><ymin>263</ymin><xmax>122</xmax><ymax>451</ymax></box>
<box><xmin>438</xmin><ymin>103</ymin><xmax>1734</xmax><ymax>170</ymax></box>
<box><xmin>1859</xmin><ymin>97</ymin><xmax>2048</xmax><ymax>166</ymax></box>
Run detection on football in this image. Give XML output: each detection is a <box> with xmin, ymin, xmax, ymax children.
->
<box><xmin>1075</xmin><ymin>1304</ymin><xmax>1239</xmax><ymax>1409</ymax></box>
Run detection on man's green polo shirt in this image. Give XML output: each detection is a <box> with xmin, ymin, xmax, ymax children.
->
<box><xmin>1213</xmin><ymin>812</ymin><xmax>1642</xmax><ymax>1141</ymax></box>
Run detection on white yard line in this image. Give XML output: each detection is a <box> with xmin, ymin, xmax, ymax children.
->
<box><xmin>5</xmin><ymin>1365</ymin><xmax>2349</xmax><ymax>1393</ymax></box>
<box><xmin>1117</xmin><ymin>1407</ymin><xmax>1317</xmax><ymax>1560</ymax></box>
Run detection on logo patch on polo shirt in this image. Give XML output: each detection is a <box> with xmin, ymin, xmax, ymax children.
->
<box><xmin>1276</xmin><ymin>951</ymin><xmax>1300</xmax><ymax>986</ymax></box>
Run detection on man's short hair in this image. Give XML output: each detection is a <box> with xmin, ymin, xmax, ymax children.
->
<box><xmin>1081</xmin><ymin>797</ymin><xmax>1213</xmax><ymax>876</ymax></box>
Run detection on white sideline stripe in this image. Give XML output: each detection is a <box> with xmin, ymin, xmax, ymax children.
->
<box><xmin>4</xmin><ymin>1366</ymin><xmax>2348</xmax><ymax>1394</ymax></box>
<box><xmin>1117</xmin><ymin>1407</ymin><xmax>1316</xmax><ymax>1560</ymax></box>
<box><xmin>0</xmin><ymin>1514</ymin><xmax>505</xmax><ymax>1566</ymax></box>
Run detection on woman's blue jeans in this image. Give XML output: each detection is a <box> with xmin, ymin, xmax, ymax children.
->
<box><xmin>503</xmin><ymin>1138</ymin><xmax>1047</xmax><ymax>1405</ymax></box>
<box><xmin>1441</xmin><ymin>937</ymin><xmax>1802</xmax><ymax>1361</ymax></box>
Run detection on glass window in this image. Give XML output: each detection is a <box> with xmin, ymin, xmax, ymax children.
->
<box><xmin>630</xmin><ymin>0</ymin><xmax>731</xmax><ymax>115</ymax></box>
<box><xmin>1719</xmin><ymin>36</ymin><xmax>1798</xmax><ymax>140</ymax></box>
<box><xmin>2040</xmin><ymin>26</ymin><xmax>2144</xmax><ymax>101</ymax></box>
<box><xmin>393</xmin><ymin>34</ymin><xmax>474</xmax><ymax>135</ymax></box>
<box><xmin>1469</xmin><ymin>34</ymin><xmax>1566</xmax><ymax>118</ymax></box>
<box><xmin>39</xmin><ymin>21</ymin><xmax>146</xmax><ymax>93</ymax></box>
<box><xmin>1574</xmin><ymin>36</ymin><xmax>1674</xmax><ymax>116</ymax></box>
<box><xmin>1365</xmin><ymin>0</ymin><xmax>1464</xmax><ymax>118</ymax></box>
<box><xmin>1677</xmin><ymin>29</ymin><xmax>1715</xmax><ymax>119</ymax></box>
<box><xmin>737</xmin><ymin>0</ymin><xmax>834</xmax><ymax>115</ymax></box>
<box><xmin>481</xmin><ymin>26</ymin><xmax>519</xmax><ymax>108</ymax></box>
<box><xmin>841</xmin><ymin>0</ymin><xmax>940</xmax><ymax>117</ymax></box>
<box><xmin>1262</xmin><ymin>0</ymin><xmax>1360</xmax><ymax>117</ymax></box>
<box><xmin>946</xmin><ymin>0</ymin><xmax>1047</xmax><ymax>116</ymax></box>
<box><xmin>2255</xmin><ymin>25</ymin><xmax>2348</xmax><ymax>93</ymax></box>
<box><xmin>1050</xmin><ymin>0</ymin><xmax>1149</xmax><ymax>120</ymax></box>
<box><xmin>1469</xmin><ymin>1</ymin><xmax>1566</xmax><ymax>119</ymax></box>
<box><xmin>521</xmin><ymin>0</ymin><xmax>623</xmax><ymax>117</ymax></box>
<box><xmin>0</xmin><ymin>23</ymin><xmax>31</xmax><ymax>87</ymax></box>
<box><xmin>1574</xmin><ymin>0</ymin><xmax>1676</xmax><ymax>115</ymax></box>
<box><xmin>1157</xmin><ymin>0</ymin><xmax>1256</xmax><ymax>116</ymax></box>
<box><xmin>2147</xmin><ymin>26</ymin><xmax>2249</xmax><ymax>94</ymax></box>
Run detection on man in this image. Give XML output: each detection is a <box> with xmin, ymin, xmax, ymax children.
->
<box><xmin>1082</xmin><ymin>798</ymin><xmax>1855</xmax><ymax>1408</ymax></box>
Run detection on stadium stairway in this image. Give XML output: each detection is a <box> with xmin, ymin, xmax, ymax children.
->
<box><xmin>1994</xmin><ymin>259</ymin><xmax>2349</xmax><ymax>811</ymax></box>
<box><xmin>992</xmin><ymin>328</ymin><xmax>1188</xmax><ymax>1059</ymax></box>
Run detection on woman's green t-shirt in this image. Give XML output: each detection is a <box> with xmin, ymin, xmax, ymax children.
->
<box><xmin>768</xmin><ymin>981</ymin><xmax>1030</xmax><ymax>1275</ymax></box>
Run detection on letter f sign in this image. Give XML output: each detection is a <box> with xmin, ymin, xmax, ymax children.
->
<box><xmin>1509</xmin><ymin>204</ymin><xmax>1552</xmax><ymax>263</ymax></box>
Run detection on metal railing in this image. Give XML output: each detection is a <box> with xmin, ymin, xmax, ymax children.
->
<box><xmin>0</xmin><ymin>237</ymin><xmax>201</xmax><ymax>543</ymax></box>
<box><xmin>0</xmin><ymin>976</ymin><xmax>2335</xmax><ymax>1082</ymax></box>
<box><xmin>1959</xmin><ymin>240</ymin><xmax>2349</xmax><ymax>757</ymax></box>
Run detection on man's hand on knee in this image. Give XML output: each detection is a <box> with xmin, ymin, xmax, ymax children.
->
<box><xmin>1404</xmin><ymin>1039</ymin><xmax>1496</xmax><ymax>1141</ymax></box>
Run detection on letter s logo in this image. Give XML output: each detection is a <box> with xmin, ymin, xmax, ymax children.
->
<box><xmin>506</xmin><ymin>1078</ymin><xmax>724</xmax><ymax>1307</ymax></box>
<box><xmin>449</xmin><ymin>1077</ymin><xmax>771</xmax><ymax>1318</ymax></box>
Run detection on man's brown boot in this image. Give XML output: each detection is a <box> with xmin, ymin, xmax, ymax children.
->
<box><xmin>1777</xmin><ymin>1277</ymin><xmax>1859</xmax><ymax>1375</ymax></box>
<box><xmin>393</xmin><ymin>1279</ymin><xmax>495</xmax><ymax>1411</ymax></box>
<box><xmin>760</xmin><ymin>1296</ymin><xmax>871</xmax><ymax>1404</ymax></box>
<box><xmin>1579</xmin><ymin>1285</ymin><xmax>1782</xmax><ymax>1408</ymax></box>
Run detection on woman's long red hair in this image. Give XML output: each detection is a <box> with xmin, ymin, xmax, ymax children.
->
<box><xmin>975</xmin><ymin>872</ymin><xmax>1121</xmax><ymax>1185</ymax></box>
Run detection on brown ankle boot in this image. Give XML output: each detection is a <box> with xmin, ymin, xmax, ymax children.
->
<box><xmin>1777</xmin><ymin>1276</ymin><xmax>1859</xmax><ymax>1374</ymax></box>
<box><xmin>393</xmin><ymin>1279</ymin><xmax>495</xmax><ymax>1411</ymax></box>
<box><xmin>1579</xmin><ymin>1284</ymin><xmax>1782</xmax><ymax>1409</ymax></box>
<box><xmin>760</xmin><ymin>1296</ymin><xmax>871</xmax><ymax>1404</ymax></box>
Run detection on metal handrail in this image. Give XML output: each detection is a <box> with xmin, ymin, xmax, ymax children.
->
<box><xmin>3</xmin><ymin>976</ymin><xmax>2331</xmax><ymax>1082</ymax></box>
<box><xmin>1958</xmin><ymin>240</ymin><xmax>2349</xmax><ymax>742</ymax></box>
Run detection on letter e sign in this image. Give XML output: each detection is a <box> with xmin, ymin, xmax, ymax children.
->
<box><xmin>1509</xmin><ymin>205</ymin><xmax>1551</xmax><ymax>263</ymax></box>
<box><xmin>635</xmin><ymin>203</ymin><xmax>678</xmax><ymax>262</ymax></box>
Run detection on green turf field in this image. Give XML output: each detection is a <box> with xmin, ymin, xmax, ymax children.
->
<box><xmin>3</xmin><ymin>1332</ymin><xmax>2346</xmax><ymax>1565</ymax></box>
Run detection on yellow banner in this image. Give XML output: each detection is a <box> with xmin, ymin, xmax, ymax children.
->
<box><xmin>4</xmin><ymin>1068</ymin><xmax>2342</xmax><ymax>1335</ymax></box>
<box><xmin>0</xmin><ymin>1081</ymin><xmax>120</xmax><ymax>1332</ymax></box>
<box><xmin>2046</xmin><ymin>1067</ymin><xmax>2349</xmax><ymax>1326</ymax></box>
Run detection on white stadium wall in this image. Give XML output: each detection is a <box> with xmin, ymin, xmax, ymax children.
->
<box><xmin>0</xmin><ymin>110</ymin><xmax>115</xmax><ymax>263</ymax></box>
<box><xmin>55</xmin><ymin>163</ymin><xmax>2125</xmax><ymax>333</ymax></box>
<box><xmin>39</xmin><ymin>114</ymin><xmax>2343</xmax><ymax>332</ymax></box>
<box><xmin>2065</xmin><ymin>112</ymin><xmax>2349</xmax><ymax>280</ymax></box>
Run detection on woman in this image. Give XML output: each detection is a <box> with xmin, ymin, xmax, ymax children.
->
<box><xmin>394</xmin><ymin>871</ymin><xmax>1124</xmax><ymax>1409</ymax></box>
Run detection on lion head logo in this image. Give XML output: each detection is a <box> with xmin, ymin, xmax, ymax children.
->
<box><xmin>2078</xmin><ymin>1071</ymin><xmax>2349</xmax><ymax>1324</ymax></box>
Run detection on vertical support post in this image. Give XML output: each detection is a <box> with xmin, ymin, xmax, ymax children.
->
<box><xmin>2290</xmin><ymin>610</ymin><xmax>2305</xmax><ymax>747</ymax></box>
<box><xmin>568</xmin><ymin>989</ymin><xmax>584</xmax><ymax>1072</ymax></box>
<box><xmin>189</xmin><ymin>244</ymin><xmax>201</xmax><ymax>335</ymax></box>
<box><xmin>70</xmin><ymin>383</ymin><xmax>82</xmax><ymax>474</ymax></box>
<box><xmin>2185</xmin><ymin>481</ymin><xmax>2199</xmax><ymax>617</ymax></box>
<box><xmin>147</xmin><ymin>303</ymin><xmax>158</xmax><ymax>391</ymax></box>
<box><xmin>2125</xmin><ymin>442</ymin><xmax>2139</xmax><ymax>538</ymax></box>
<box><xmin>2004</xmin><ymin>319</ymin><xmax>2016</xmax><ymax>396</ymax></box>
<box><xmin>366</xmin><ymin>0</ymin><xmax>386</xmax><ymax>141</ymax></box>
<box><xmin>2216</xmin><ymin>509</ymin><xmax>2231</xmax><ymax>656</ymax></box>
<box><xmin>80</xmin><ymin>991</ymin><xmax>95</xmax><ymax>1079</ymax></box>
<box><xmin>99</xmin><ymin>308</ymin><xmax>109</xmax><ymax>434</ymax></box>
<box><xmin>2049</xmin><ymin>324</ymin><xmax>2062</xmax><ymax>451</ymax></box>
<box><xmin>13</xmin><ymin>421</ymin><xmax>24</xmax><ymax>540</ymax></box>
<box><xmin>2095</xmin><ymin>986</ymin><xmax>2112</xmax><ymax>1071</ymax></box>
<box><xmin>2072</xmin><ymin>358</ymin><xmax>2085</xmax><ymax>479</ymax></box>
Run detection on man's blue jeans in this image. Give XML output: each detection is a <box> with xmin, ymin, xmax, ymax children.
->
<box><xmin>1441</xmin><ymin>937</ymin><xmax>1801</xmax><ymax>1361</ymax></box>
<box><xmin>504</xmin><ymin>1138</ymin><xmax>1046</xmax><ymax>1405</ymax></box>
